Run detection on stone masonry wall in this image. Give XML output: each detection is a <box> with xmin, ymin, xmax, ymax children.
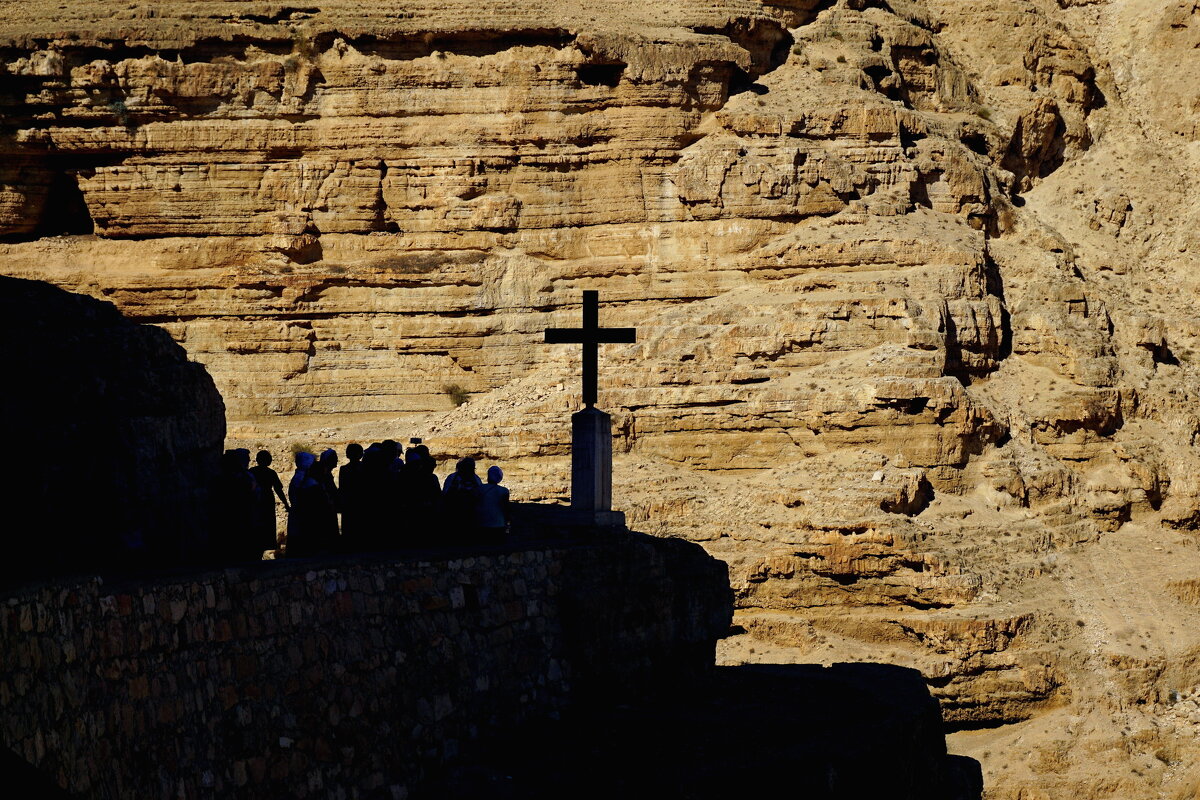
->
<box><xmin>0</xmin><ymin>533</ymin><xmax>731</xmax><ymax>799</ymax></box>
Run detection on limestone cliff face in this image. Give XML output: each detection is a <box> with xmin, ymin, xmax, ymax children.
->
<box><xmin>2</xmin><ymin>1</ymin><xmax>1200</xmax><ymax>797</ymax></box>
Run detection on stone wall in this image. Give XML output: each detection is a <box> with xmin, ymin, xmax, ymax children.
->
<box><xmin>0</xmin><ymin>533</ymin><xmax>731</xmax><ymax>799</ymax></box>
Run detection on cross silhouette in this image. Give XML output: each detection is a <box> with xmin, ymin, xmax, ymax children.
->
<box><xmin>545</xmin><ymin>290</ymin><xmax>636</xmax><ymax>407</ymax></box>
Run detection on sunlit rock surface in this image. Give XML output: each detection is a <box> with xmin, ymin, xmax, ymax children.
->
<box><xmin>3</xmin><ymin>1</ymin><xmax>1200</xmax><ymax>796</ymax></box>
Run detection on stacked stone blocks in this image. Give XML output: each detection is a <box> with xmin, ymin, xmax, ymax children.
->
<box><xmin>0</xmin><ymin>535</ymin><xmax>730</xmax><ymax>798</ymax></box>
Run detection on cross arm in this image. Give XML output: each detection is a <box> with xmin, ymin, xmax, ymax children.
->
<box><xmin>545</xmin><ymin>329</ymin><xmax>584</xmax><ymax>344</ymax></box>
<box><xmin>544</xmin><ymin>328</ymin><xmax>636</xmax><ymax>344</ymax></box>
<box><xmin>595</xmin><ymin>328</ymin><xmax>636</xmax><ymax>343</ymax></box>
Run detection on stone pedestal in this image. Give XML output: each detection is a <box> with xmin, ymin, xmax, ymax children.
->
<box><xmin>570</xmin><ymin>406</ymin><xmax>622</xmax><ymax>527</ymax></box>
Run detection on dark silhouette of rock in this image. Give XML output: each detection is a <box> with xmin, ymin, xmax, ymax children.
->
<box><xmin>421</xmin><ymin>662</ymin><xmax>983</xmax><ymax>800</ymax></box>
<box><xmin>0</xmin><ymin>746</ymin><xmax>75</xmax><ymax>799</ymax></box>
<box><xmin>0</xmin><ymin>276</ymin><xmax>224</xmax><ymax>582</ymax></box>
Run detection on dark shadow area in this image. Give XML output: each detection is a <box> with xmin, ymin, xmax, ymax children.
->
<box><xmin>0</xmin><ymin>277</ymin><xmax>225</xmax><ymax>586</ymax></box>
<box><xmin>0</xmin><ymin>747</ymin><xmax>76</xmax><ymax>798</ymax></box>
<box><xmin>352</xmin><ymin>29</ymin><xmax>576</xmax><ymax>61</ymax></box>
<box><xmin>909</xmin><ymin>168</ymin><xmax>936</xmax><ymax>208</ymax></box>
<box><xmin>728</xmin><ymin>66</ymin><xmax>770</xmax><ymax>97</ymax></box>
<box><xmin>961</xmin><ymin>131</ymin><xmax>990</xmax><ymax>157</ymax></box>
<box><xmin>576</xmin><ymin>63</ymin><xmax>625</xmax><ymax>87</ymax></box>
<box><xmin>5</xmin><ymin>496</ymin><xmax>622</xmax><ymax>595</ymax></box>
<box><xmin>418</xmin><ymin>663</ymin><xmax>982</xmax><ymax>800</ymax></box>
<box><xmin>1150</xmin><ymin>343</ymin><xmax>1180</xmax><ymax>366</ymax></box>
<box><xmin>32</xmin><ymin>170</ymin><xmax>93</xmax><ymax>237</ymax></box>
<box><xmin>1002</xmin><ymin>114</ymin><xmax>1068</xmax><ymax>194</ymax></box>
<box><xmin>866</xmin><ymin>63</ymin><xmax>903</xmax><ymax>102</ymax></box>
<box><xmin>881</xmin><ymin>474</ymin><xmax>934</xmax><ymax>516</ymax></box>
<box><xmin>2</xmin><ymin>525</ymin><xmax>732</xmax><ymax>799</ymax></box>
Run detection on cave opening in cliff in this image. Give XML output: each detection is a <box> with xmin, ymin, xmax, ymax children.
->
<box><xmin>576</xmin><ymin>62</ymin><xmax>625</xmax><ymax>87</ymax></box>
<box><xmin>34</xmin><ymin>170</ymin><xmax>94</xmax><ymax>237</ymax></box>
<box><xmin>727</xmin><ymin>66</ymin><xmax>769</xmax><ymax>98</ymax></box>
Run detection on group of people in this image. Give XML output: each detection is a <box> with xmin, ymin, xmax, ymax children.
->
<box><xmin>213</xmin><ymin>440</ymin><xmax>511</xmax><ymax>561</ymax></box>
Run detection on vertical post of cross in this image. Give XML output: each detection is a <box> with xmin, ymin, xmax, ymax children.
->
<box><xmin>581</xmin><ymin>290</ymin><xmax>599</xmax><ymax>407</ymax></box>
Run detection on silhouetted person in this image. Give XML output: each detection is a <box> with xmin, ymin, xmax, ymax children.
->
<box><xmin>443</xmin><ymin>457</ymin><xmax>482</xmax><ymax>545</ymax></box>
<box><xmin>404</xmin><ymin>444</ymin><xmax>441</xmax><ymax>542</ymax></box>
<box><xmin>476</xmin><ymin>466</ymin><xmax>510</xmax><ymax>545</ymax></box>
<box><xmin>375</xmin><ymin>439</ymin><xmax>408</xmax><ymax>546</ymax></box>
<box><xmin>382</xmin><ymin>438</ymin><xmax>406</xmax><ymax>494</ymax></box>
<box><xmin>359</xmin><ymin>443</ymin><xmax>390</xmax><ymax>549</ymax></box>
<box><xmin>213</xmin><ymin>449</ymin><xmax>258</xmax><ymax>562</ymax></box>
<box><xmin>339</xmin><ymin>443</ymin><xmax>365</xmax><ymax>549</ymax></box>
<box><xmin>318</xmin><ymin>448</ymin><xmax>340</xmax><ymax>514</ymax></box>
<box><xmin>249</xmin><ymin>450</ymin><xmax>288</xmax><ymax>555</ymax></box>
<box><xmin>383</xmin><ymin>439</ymin><xmax>405</xmax><ymax>478</ymax></box>
<box><xmin>310</xmin><ymin>453</ymin><xmax>341</xmax><ymax>552</ymax></box>
<box><xmin>287</xmin><ymin>452</ymin><xmax>324</xmax><ymax>557</ymax></box>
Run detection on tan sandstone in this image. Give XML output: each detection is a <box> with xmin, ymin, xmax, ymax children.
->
<box><xmin>3</xmin><ymin>1</ymin><xmax>1200</xmax><ymax>797</ymax></box>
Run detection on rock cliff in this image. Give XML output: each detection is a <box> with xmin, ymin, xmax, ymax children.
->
<box><xmin>0</xmin><ymin>276</ymin><xmax>225</xmax><ymax>578</ymax></box>
<box><xmin>2</xmin><ymin>1</ymin><xmax>1200</xmax><ymax>796</ymax></box>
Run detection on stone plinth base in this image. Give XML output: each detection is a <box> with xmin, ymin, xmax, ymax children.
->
<box><xmin>509</xmin><ymin>503</ymin><xmax>625</xmax><ymax>539</ymax></box>
<box><xmin>571</xmin><ymin>406</ymin><xmax>612</xmax><ymax>513</ymax></box>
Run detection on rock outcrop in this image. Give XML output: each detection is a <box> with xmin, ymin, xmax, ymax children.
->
<box><xmin>2</xmin><ymin>1</ymin><xmax>1200</xmax><ymax>797</ymax></box>
<box><xmin>0</xmin><ymin>276</ymin><xmax>225</xmax><ymax>578</ymax></box>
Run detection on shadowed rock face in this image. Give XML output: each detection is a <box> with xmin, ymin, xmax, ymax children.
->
<box><xmin>0</xmin><ymin>276</ymin><xmax>224</xmax><ymax>580</ymax></box>
<box><xmin>2</xmin><ymin>1</ymin><xmax>1200</xmax><ymax>796</ymax></box>
<box><xmin>423</xmin><ymin>662</ymin><xmax>981</xmax><ymax>800</ymax></box>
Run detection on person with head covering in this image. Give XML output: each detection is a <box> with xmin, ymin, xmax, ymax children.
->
<box><xmin>380</xmin><ymin>439</ymin><xmax>401</xmax><ymax>477</ymax></box>
<box><xmin>475</xmin><ymin>466</ymin><xmax>510</xmax><ymax>546</ymax></box>
<box><xmin>309</xmin><ymin>450</ymin><xmax>341</xmax><ymax>552</ymax></box>
<box><xmin>249</xmin><ymin>450</ymin><xmax>288</xmax><ymax>555</ymax></box>
<box><xmin>287</xmin><ymin>452</ymin><xmax>323</xmax><ymax>557</ymax></box>
<box><xmin>380</xmin><ymin>438</ymin><xmax>406</xmax><ymax>508</ymax></box>
<box><xmin>401</xmin><ymin>444</ymin><xmax>440</xmax><ymax>546</ymax></box>
<box><xmin>442</xmin><ymin>457</ymin><xmax>482</xmax><ymax>545</ymax></box>
<box><xmin>389</xmin><ymin>438</ymin><xmax>407</xmax><ymax>476</ymax></box>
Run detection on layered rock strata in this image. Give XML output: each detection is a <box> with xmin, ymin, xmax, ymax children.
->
<box><xmin>2</xmin><ymin>1</ymin><xmax>1200</xmax><ymax>797</ymax></box>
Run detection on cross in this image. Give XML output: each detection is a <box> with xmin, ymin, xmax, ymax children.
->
<box><xmin>545</xmin><ymin>290</ymin><xmax>636</xmax><ymax>407</ymax></box>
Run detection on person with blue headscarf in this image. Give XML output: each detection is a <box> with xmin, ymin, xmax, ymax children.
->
<box><xmin>287</xmin><ymin>451</ymin><xmax>325</xmax><ymax>557</ymax></box>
